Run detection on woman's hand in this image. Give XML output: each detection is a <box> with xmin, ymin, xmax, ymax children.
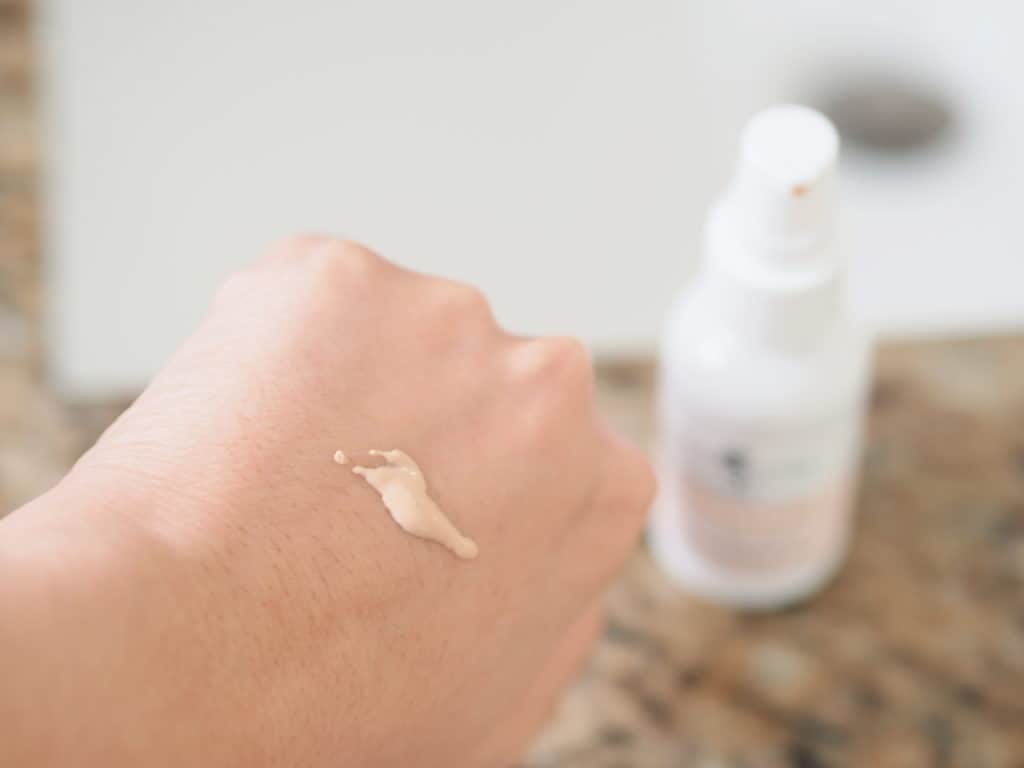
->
<box><xmin>0</xmin><ymin>237</ymin><xmax>654</xmax><ymax>767</ymax></box>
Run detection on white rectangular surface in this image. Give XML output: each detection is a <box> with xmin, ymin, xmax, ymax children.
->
<box><xmin>40</xmin><ymin>1</ymin><xmax>1024</xmax><ymax>397</ymax></box>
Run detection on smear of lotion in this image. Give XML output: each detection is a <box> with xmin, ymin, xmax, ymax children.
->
<box><xmin>333</xmin><ymin>450</ymin><xmax>348</xmax><ymax>465</ymax></box>
<box><xmin>351</xmin><ymin>449</ymin><xmax>478</xmax><ymax>560</ymax></box>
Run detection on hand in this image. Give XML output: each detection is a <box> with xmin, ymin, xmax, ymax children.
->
<box><xmin>0</xmin><ymin>237</ymin><xmax>654</xmax><ymax>766</ymax></box>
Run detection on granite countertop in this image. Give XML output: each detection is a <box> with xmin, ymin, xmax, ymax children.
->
<box><xmin>3</xmin><ymin>3</ymin><xmax>1024</xmax><ymax>766</ymax></box>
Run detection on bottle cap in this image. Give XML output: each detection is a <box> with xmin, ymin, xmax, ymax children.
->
<box><xmin>724</xmin><ymin>104</ymin><xmax>839</xmax><ymax>261</ymax></box>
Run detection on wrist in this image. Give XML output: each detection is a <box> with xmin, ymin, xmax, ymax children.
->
<box><xmin>0</xmin><ymin>479</ymin><xmax>158</xmax><ymax>759</ymax></box>
<box><xmin>0</xmin><ymin>476</ymin><xmax>217</xmax><ymax>765</ymax></box>
<box><xmin>0</xmin><ymin>463</ymin><xmax>309</xmax><ymax>767</ymax></box>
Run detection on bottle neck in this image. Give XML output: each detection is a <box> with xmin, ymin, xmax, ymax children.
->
<box><xmin>703</xmin><ymin>205</ymin><xmax>843</xmax><ymax>350</ymax></box>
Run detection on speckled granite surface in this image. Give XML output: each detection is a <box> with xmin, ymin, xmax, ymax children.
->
<box><xmin>535</xmin><ymin>346</ymin><xmax>1024</xmax><ymax>767</ymax></box>
<box><xmin>3</xmin><ymin>3</ymin><xmax>1024</xmax><ymax>766</ymax></box>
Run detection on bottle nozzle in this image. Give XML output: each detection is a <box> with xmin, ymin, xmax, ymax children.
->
<box><xmin>725</xmin><ymin>105</ymin><xmax>839</xmax><ymax>258</ymax></box>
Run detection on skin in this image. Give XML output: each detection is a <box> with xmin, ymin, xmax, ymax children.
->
<box><xmin>0</xmin><ymin>237</ymin><xmax>655</xmax><ymax>767</ymax></box>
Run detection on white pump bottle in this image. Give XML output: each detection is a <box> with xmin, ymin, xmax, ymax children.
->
<box><xmin>649</xmin><ymin>105</ymin><xmax>872</xmax><ymax>610</ymax></box>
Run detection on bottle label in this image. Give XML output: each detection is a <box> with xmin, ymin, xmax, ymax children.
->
<box><xmin>670</xmin><ymin>408</ymin><xmax>861</xmax><ymax>573</ymax></box>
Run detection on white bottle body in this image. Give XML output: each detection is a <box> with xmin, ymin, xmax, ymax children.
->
<box><xmin>649</xmin><ymin>105</ymin><xmax>872</xmax><ymax>609</ymax></box>
<box><xmin>650</xmin><ymin>264</ymin><xmax>871</xmax><ymax>610</ymax></box>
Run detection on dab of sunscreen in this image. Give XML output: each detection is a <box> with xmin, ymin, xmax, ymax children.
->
<box><xmin>350</xmin><ymin>449</ymin><xmax>478</xmax><ymax>560</ymax></box>
<box><xmin>333</xmin><ymin>450</ymin><xmax>348</xmax><ymax>465</ymax></box>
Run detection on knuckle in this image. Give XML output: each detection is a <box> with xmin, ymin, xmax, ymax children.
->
<box><xmin>535</xmin><ymin>337</ymin><xmax>594</xmax><ymax>392</ymax></box>
<box><xmin>508</xmin><ymin>338</ymin><xmax>596</xmax><ymax>448</ymax></box>
<box><xmin>268</xmin><ymin>232</ymin><xmax>324</xmax><ymax>254</ymax></box>
<box><xmin>215</xmin><ymin>236</ymin><xmax>388</xmax><ymax>316</ymax></box>
<box><xmin>553</xmin><ymin>336</ymin><xmax>592</xmax><ymax>372</ymax></box>
<box><xmin>258</xmin><ymin>234</ymin><xmax>330</xmax><ymax>269</ymax></box>
<box><xmin>287</xmin><ymin>239</ymin><xmax>386</xmax><ymax>311</ymax></box>
<box><xmin>438</xmin><ymin>280</ymin><xmax>494</xmax><ymax>321</ymax></box>
<box><xmin>511</xmin><ymin>336</ymin><xmax>590</xmax><ymax>378</ymax></box>
<box><xmin>308</xmin><ymin>238</ymin><xmax>381</xmax><ymax>282</ymax></box>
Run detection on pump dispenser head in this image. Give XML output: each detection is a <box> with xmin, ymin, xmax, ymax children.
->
<box><xmin>720</xmin><ymin>105</ymin><xmax>839</xmax><ymax>264</ymax></box>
